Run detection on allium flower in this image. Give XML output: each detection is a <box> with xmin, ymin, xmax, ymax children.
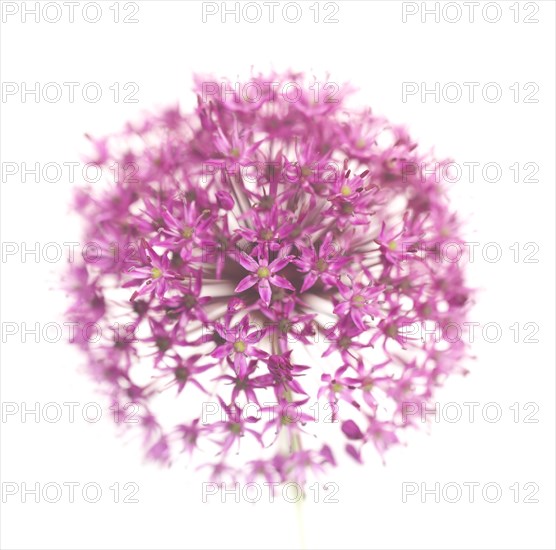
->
<box><xmin>66</xmin><ymin>71</ymin><xmax>472</xmax><ymax>484</ymax></box>
<box><xmin>234</xmin><ymin>251</ymin><xmax>295</xmax><ymax>306</ymax></box>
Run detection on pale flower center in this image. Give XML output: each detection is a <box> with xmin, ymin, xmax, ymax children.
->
<box><xmin>316</xmin><ymin>258</ymin><xmax>328</xmax><ymax>272</ymax></box>
<box><xmin>234</xmin><ymin>340</ymin><xmax>246</xmax><ymax>353</ymax></box>
<box><xmin>340</xmin><ymin>185</ymin><xmax>352</xmax><ymax>196</ymax></box>
<box><xmin>353</xmin><ymin>294</ymin><xmax>366</xmax><ymax>307</ymax></box>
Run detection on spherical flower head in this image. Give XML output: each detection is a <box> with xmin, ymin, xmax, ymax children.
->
<box><xmin>66</xmin><ymin>70</ymin><xmax>472</xmax><ymax>485</ymax></box>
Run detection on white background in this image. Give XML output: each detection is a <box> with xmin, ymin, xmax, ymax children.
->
<box><xmin>1</xmin><ymin>1</ymin><xmax>555</xmax><ymax>549</ymax></box>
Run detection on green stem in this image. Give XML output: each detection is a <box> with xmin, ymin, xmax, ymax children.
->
<box><xmin>270</xmin><ymin>331</ymin><xmax>306</xmax><ymax>548</ymax></box>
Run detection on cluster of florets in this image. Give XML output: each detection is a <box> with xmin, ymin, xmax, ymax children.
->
<box><xmin>66</xmin><ymin>71</ymin><xmax>471</xmax><ymax>484</ymax></box>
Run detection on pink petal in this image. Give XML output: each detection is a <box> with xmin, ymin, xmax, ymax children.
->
<box><xmin>346</xmin><ymin>444</ymin><xmax>363</xmax><ymax>463</ymax></box>
<box><xmin>269</xmin><ymin>255</ymin><xmax>291</xmax><ymax>273</ymax></box>
<box><xmin>245</xmin><ymin>330</ymin><xmax>263</xmax><ymax>344</ymax></box>
<box><xmin>214</xmin><ymin>322</ymin><xmax>230</xmax><ymax>341</ymax></box>
<box><xmin>258</xmin><ymin>279</ymin><xmax>271</xmax><ymax>305</ymax></box>
<box><xmin>334</xmin><ymin>302</ymin><xmax>349</xmax><ymax>316</ymax></box>
<box><xmin>269</xmin><ymin>275</ymin><xmax>295</xmax><ymax>291</ymax></box>
<box><xmin>351</xmin><ymin>309</ymin><xmax>367</xmax><ymax>331</ymax></box>
<box><xmin>235</xmin><ymin>275</ymin><xmax>257</xmax><ymax>293</ymax></box>
<box><xmin>234</xmin><ymin>353</ymin><xmax>248</xmax><ymax>378</ymax></box>
<box><xmin>212</xmin><ymin>344</ymin><xmax>233</xmax><ymax>358</ymax></box>
<box><xmin>342</xmin><ymin>419</ymin><xmax>364</xmax><ymax>440</ymax></box>
<box><xmin>336</xmin><ymin>280</ymin><xmax>351</xmax><ymax>299</ymax></box>
<box><xmin>300</xmin><ymin>272</ymin><xmax>318</xmax><ymax>293</ymax></box>
<box><xmin>238</xmin><ymin>253</ymin><xmax>259</xmax><ymax>272</ymax></box>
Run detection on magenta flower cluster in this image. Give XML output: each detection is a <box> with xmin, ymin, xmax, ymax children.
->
<box><xmin>66</xmin><ymin>71</ymin><xmax>471</xmax><ymax>484</ymax></box>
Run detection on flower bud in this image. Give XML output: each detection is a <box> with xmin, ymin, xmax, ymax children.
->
<box><xmin>216</xmin><ymin>190</ymin><xmax>235</xmax><ymax>210</ymax></box>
